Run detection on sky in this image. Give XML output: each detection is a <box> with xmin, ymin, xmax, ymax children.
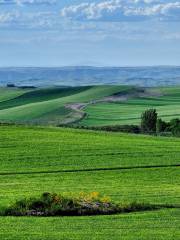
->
<box><xmin>0</xmin><ymin>0</ymin><xmax>180</xmax><ymax>67</ymax></box>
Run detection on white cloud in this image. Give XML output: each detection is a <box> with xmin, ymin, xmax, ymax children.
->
<box><xmin>0</xmin><ymin>12</ymin><xmax>20</xmax><ymax>24</ymax></box>
<box><xmin>0</xmin><ymin>0</ymin><xmax>179</xmax><ymax>43</ymax></box>
<box><xmin>0</xmin><ymin>10</ymin><xmax>57</xmax><ymax>28</ymax></box>
<box><xmin>0</xmin><ymin>0</ymin><xmax>56</xmax><ymax>5</ymax></box>
<box><xmin>60</xmin><ymin>0</ymin><xmax>180</xmax><ymax>22</ymax></box>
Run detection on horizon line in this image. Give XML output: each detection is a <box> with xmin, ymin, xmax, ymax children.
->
<box><xmin>0</xmin><ymin>65</ymin><xmax>180</xmax><ymax>68</ymax></box>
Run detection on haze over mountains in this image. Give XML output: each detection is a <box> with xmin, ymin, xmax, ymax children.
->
<box><xmin>0</xmin><ymin>66</ymin><xmax>180</xmax><ymax>87</ymax></box>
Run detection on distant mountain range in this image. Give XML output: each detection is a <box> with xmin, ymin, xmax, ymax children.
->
<box><xmin>0</xmin><ymin>66</ymin><xmax>180</xmax><ymax>87</ymax></box>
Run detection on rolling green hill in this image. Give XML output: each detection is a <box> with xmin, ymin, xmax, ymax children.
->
<box><xmin>0</xmin><ymin>88</ymin><xmax>29</xmax><ymax>103</ymax></box>
<box><xmin>80</xmin><ymin>86</ymin><xmax>180</xmax><ymax>126</ymax></box>
<box><xmin>0</xmin><ymin>85</ymin><xmax>132</xmax><ymax>124</ymax></box>
<box><xmin>0</xmin><ymin>125</ymin><xmax>179</xmax><ymax>239</ymax></box>
<box><xmin>0</xmin><ymin>85</ymin><xmax>180</xmax><ymax>127</ymax></box>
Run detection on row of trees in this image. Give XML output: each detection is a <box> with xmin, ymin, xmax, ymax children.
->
<box><xmin>141</xmin><ymin>109</ymin><xmax>180</xmax><ymax>136</ymax></box>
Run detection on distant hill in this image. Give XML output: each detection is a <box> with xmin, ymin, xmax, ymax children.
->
<box><xmin>0</xmin><ymin>66</ymin><xmax>180</xmax><ymax>87</ymax></box>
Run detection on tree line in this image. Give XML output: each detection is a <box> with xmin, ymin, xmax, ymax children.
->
<box><xmin>61</xmin><ymin>108</ymin><xmax>180</xmax><ymax>137</ymax></box>
<box><xmin>141</xmin><ymin>109</ymin><xmax>180</xmax><ymax>137</ymax></box>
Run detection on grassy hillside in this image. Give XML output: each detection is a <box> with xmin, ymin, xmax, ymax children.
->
<box><xmin>0</xmin><ymin>86</ymin><xmax>91</xmax><ymax>110</ymax></box>
<box><xmin>0</xmin><ymin>126</ymin><xmax>180</xmax><ymax>174</ymax></box>
<box><xmin>0</xmin><ymin>88</ymin><xmax>29</xmax><ymax>103</ymax></box>
<box><xmin>0</xmin><ymin>126</ymin><xmax>179</xmax><ymax>239</ymax></box>
<box><xmin>0</xmin><ymin>85</ymin><xmax>180</xmax><ymax>127</ymax></box>
<box><xmin>0</xmin><ymin>85</ymin><xmax>131</xmax><ymax>124</ymax></box>
<box><xmin>80</xmin><ymin>86</ymin><xmax>180</xmax><ymax>126</ymax></box>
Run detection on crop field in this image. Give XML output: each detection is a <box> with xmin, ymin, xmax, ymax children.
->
<box><xmin>0</xmin><ymin>85</ymin><xmax>179</xmax><ymax>239</ymax></box>
<box><xmin>80</xmin><ymin>86</ymin><xmax>180</xmax><ymax>126</ymax></box>
<box><xmin>0</xmin><ymin>85</ymin><xmax>132</xmax><ymax>125</ymax></box>
<box><xmin>0</xmin><ymin>126</ymin><xmax>179</xmax><ymax>239</ymax></box>
<box><xmin>0</xmin><ymin>85</ymin><xmax>179</xmax><ymax>127</ymax></box>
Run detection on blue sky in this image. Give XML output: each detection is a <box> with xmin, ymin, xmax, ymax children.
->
<box><xmin>0</xmin><ymin>0</ymin><xmax>180</xmax><ymax>66</ymax></box>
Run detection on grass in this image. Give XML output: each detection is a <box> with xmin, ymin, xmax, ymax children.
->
<box><xmin>0</xmin><ymin>166</ymin><xmax>179</xmax><ymax>208</ymax></box>
<box><xmin>0</xmin><ymin>85</ymin><xmax>180</xmax><ymax>126</ymax></box>
<box><xmin>80</xmin><ymin>86</ymin><xmax>180</xmax><ymax>126</ymax></box>
<box><xmin>0</xmin><ymin>85</ymin><xmax>133</xmax><ymax>124</ymax></box>
<box><xmin>0</xmin><ymin>85</ymin><xmax>179</xmax><ymax>238</ymax></box>
<box><xmin>0</xmin><ymin>86</ymin><xmax>91</xmax><ymax>110</ymax></box>
<box><xmin>0</xmin><ymin>125</ymin><xmax>179</xmax><ymax>239</ymax></box>
<box><xmin>0</xmin><ymin>88</ymin><xmax>29</xmax><ymax>103</ymax></box>
<box><xmin>0</xmin><ymin>126</ymin><xmax>180</xmax><ymax>174</ymax></box>
<box><xmin>0</xmin><ymin>209</ymin><xmax>179</xmax><ymax>240</ymax></box>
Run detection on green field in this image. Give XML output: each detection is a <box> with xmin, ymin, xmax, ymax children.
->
<box><xmin>80</xmin><ymin>86</ymin><xmax>180</xmax><ymax>126</ymax></box>
<box><xmin>0</xmin><ymin>209</ymin><xmax>179</xmax><ymax>240</ymax></box>
<box><xmin>0</xmin><ymin>126</ymin><xmax>179</xmax><ymax>239</ymax></box>
<box><xmin>0</xmin><ymin>86</ymin><xmax>179</xmax><ymax>239</ymax></box>
<box><xmin>0</xmin><ymin>85</ymin><xmax>132</xmax><ymax>125</ymax></box>
<box><xmin>0</xmin><ymin>85</ymin><xmax>180</xmax><ymax>127</ymax></box>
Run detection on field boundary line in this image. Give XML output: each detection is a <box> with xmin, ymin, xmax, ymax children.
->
<box><xmin>0</xmin><ymin>164</ymin><xmax>179</xmax><ymax>176</ymax></box>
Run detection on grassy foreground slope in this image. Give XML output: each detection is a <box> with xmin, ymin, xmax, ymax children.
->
<box><xmin>0</xmin><ymin>209</ymin><xmax>179</xmax><ymax>240</ymax></box>
<box><xmin>0</xmin><ymin>126</ymin><xmax>179</xmax><ymax>239</ymax></box>
<box><xmin>0</xmin><ymin>126</ymin><xmax>180</xmax><ymax>174</ymax></box>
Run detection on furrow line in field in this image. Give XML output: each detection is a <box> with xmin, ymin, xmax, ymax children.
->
<box><xmin>0</xmin><ymin>164</ymin><xmax>179</xmax><ymax>176</ymax></box>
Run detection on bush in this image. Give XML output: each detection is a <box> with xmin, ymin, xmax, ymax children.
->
<box><xmin>90</xmin><ymin>125</ymin><xmax>141</xmax><ymax>134</ymax></box>
<box><xmin>59</xmin><ymin>124</ymin><xmax>141</xmax><ymax>134</ymax></box>
<box><xmin>169</xmin><ymin>118</ymin><xmax>180</xmax><ymax>137</ymax></box>
<box><xmin>5</xmin><ymin>192</ymin><xmax>119</xmax><ymax>216</ymax></box>
<box><xmin>4</xmin><ymin>192</ymin><xmax>162</xmax><ymax>217</ymax></box>
<box><xmin>156</xmin><ymin>118</ymin><xmax>168</xmax><ymax>133</ymax></box>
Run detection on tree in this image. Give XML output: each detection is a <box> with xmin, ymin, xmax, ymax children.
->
<box><xmin>141</xmin><ymin>109</ymin><xmax>157</xmax><ymax>133</ymax></box>
<box><xmin>156</xmin><ymin>118</ymin><xmax>168</xmax><ymax>133</ymax></box>
<box><xmin>169</xmin><ymin>118</ymin><xmax>180</xmax><ymax>137</ymax></box>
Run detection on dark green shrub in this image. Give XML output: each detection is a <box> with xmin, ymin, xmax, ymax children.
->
<box><xmin>169</xmin><ymin>118</ymin><xmax>180</xmax><ymax>137</ymax></box>
<box><xmin>57</xmin><ymin>124</ymin><xmax>140</xmax><ymax>134</ymax></box>
<box><xmin>94</xmin><ymin>125</ymin><xmax>140</xmax><ymax>134</ymax></box>
<box><xmin>141</xmin><ymin>109</ymin><xmax>157</xmax><ymax>133</ymax></box>
<box><xmin>5</xmin><ymin>192</ymin><xmax>117</xmax><ymax>216</ymax></box>
<box><xmin>156</xmin><ymin>118</ymin><xmax>168</xmax><ymax>133</ymax></box>
<box><xmin>3</xmin><ymin>192</ymin><xmax>169</xmax><ymax>217</ymax></box>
